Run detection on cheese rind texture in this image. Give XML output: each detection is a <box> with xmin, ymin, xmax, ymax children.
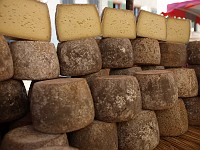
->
<box><xmin>187</xmin><ymin>41</ymin><xmax>200</xmax><ymax>65</ymax></box>
<box><xmin>102</xmin><ymin>7</ymin><xmax>136</xmax><ymax>39</ymax></box>
<box><xmin>137</xmin><ymin>10</ymin><xmax>166</xmax><ymax>41</ymax></box>
<box><xmin>166</xmin><ymin>18</ymin><xmax>190</xmax><ymax>44</ymax></box>
<box><xmin>56</xmin><ymin>4</ymin><xmax>101</xmax><ymax>41</ymax></box>
<box><xmin>0</xmin><ymin>0</ymin><xmax>51</xmax><ymax>41</ymax></box>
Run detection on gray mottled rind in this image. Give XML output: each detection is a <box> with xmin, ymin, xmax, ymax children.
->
<box><xmin>131</xmin><ymin>38</ymin><xmax>161</xmax><ymax>65</ymax></box>
<box><xmin>57</xmin><ymin>38</ymin><xmax>102</xmax><ymax>76</ymax></box>
<box><xmin>35</xmin><ymin>146</ymin><xmax>78</xmax><ymax>150</ymax></box>
<box><xmin>99</xmin><ymin>38</ymin><xmax>134</xmax><ymax>68</ymax></box>
<box><xmin>31</xmin><ymin>78</ymin><xmax>94</xmax><ymax>133</ymax></box>
<box><xmin>141</xmin><ymin>66</ymin><xmax>165</xmax><ymax>70</ymax></box>
<box><xmin>167</xmin><ymin>68</ymin><xmax>198</xmax><ymax>97</ymax></box>
<box><xmin>187</xmin><ymin>41</ymin><xmax>200</xmax><ymax>65</ymax></box>
<box><xmin>0</xmin><ymin>35</ymin><xmax>14</xmax><ymax>81</ymax></box>
<box><xmin>110</xmin><ymin>67</ymin><xmax>142</xmax><ymax>76</ymax></box>
<box><xmin>135</xmin><ymin>70</ymin><xmax>178</xmax><ymax>110</ymax></box>
<box><xmin>160</xmin><ymin>42</ymin><xmax>187</xmax><ymax>67</ymax></box>
<box><xmin>118</xmin><ymin>110</ymin><xmax>160</xmax><ymax>150</ymax></box>
<box><xmin>0</xmin><ymin>125</ymin><xmax>68</xmax><ymax>150</ymax></box>
<box><xmin>90</xmin><ymin>75</ymin><xmax>142</xmax><ymax>122</ymax></box>
<box><xmin>183</xmin><ymin>97</ymin><xmax>200</xmax><ymax>126</ymax></box>
<box><xmin>10</xmin><ymin>41</ymin><xmax>60</xmax><ymax>80</ymax></box>
<box><xmin>155</xmin><ymin>99</ymin><xmax>188</xmax><ymax>136</ymax></box>
<box><xmin>69</xmin><ymin>120</ymin><xmax>118</xmax><ymax>150</ymax></box>
<box><xmin>0</xmin><ymin>79</ymin><xmax>29</xmax><ymax>123</ymax></box>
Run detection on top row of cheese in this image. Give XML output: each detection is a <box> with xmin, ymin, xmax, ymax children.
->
<box><xmin>0</xmin><ymin>0</ymin><xmax>190</xmax><ymax>44</ymax></box>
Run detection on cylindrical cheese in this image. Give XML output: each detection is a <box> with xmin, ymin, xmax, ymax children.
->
<box><xmin>131</xmin><ymin>38</ymin><xmax>161</xmax><ymax>65</ymax></box>
<box><xmin>10</xmin><ymin>41</ymin><xmax>60</xmax><ymax>80</ymax></box>
<box><xmin>141</xmin><ymin>66</ymin><xmax>165</xmax><ymax>70</ymax></box>
<box><xmin>90</xmin><ymin>75</ymin><xmax>142</xmax><ymax>122</ymax></box>
<box><xmin>155</xmin><ymin>99</ymin><xmax>188</xmax><ymax>136</ymax></box>
<box><xmin>167</xmin><ymin>68</ymin><xmax>198</xmax><ymax>97</ymax></box>
<box><xmin>99</xmin><ymin>38</ymin><xmax>134</xmax><ymax>68</ymax></box>
<box><xmin>160</xmin><ymin>42</ymin><xmax>187</xmax><ymax>67</ymax></box>
<box><xmin>183</xmin><ymin>97</ymin><xmax>200</xmax><ymax>126</ymax></box>
<box><xmin>57</xmin><ymin>38</ymin><xmax>102</xmax><ymax>76</ymax></box>
<box><xmin>35</xmin><ymin>146</ymin><xmax>78</xmax><ymax>150</ymax></box>
<box><xmin>0</xmin><ymin>35</ymin><xmax>13</xmax><ymax>81</ymax></box>
<box><xmin>188</xmin><ymin>65</ymin><xmax>200</xmax><ymax>95</ymax></box>
<box><xmin>31</xmin><ymin>78</ymin><xmax>94</xmax><ymax>133</ymax></box>
<box><xmin>110</xmin><ymin>67</ymin><xmax>142</xmax><ymax>76</ymax></box>
<box><xmin>135</xmin><ymin>70</ymin><xmax>178</xmax><ymax>110</ymax></box>
<box><xmin>0</xmin><ymin>125</ymin><xmax>68</xmax><ymax>150</ymax></box>
<box><xmin>187</xmin><ymin>41</ymin><xmax>200</xmax><ymax>65</ymax></box>
<box><xmin>69</xmin><ymin>120</ymin><xmax>118</xmax><ymax>150</ymax></box>
<box><xmin>0</xmin><ymin>79</ymin><xmax>29</xmax><ymax>123</ymax></box>
<box><xmin>117</xmin><ymin>110</ymin><xmax>160</xmax><ymax>150</ymax></box>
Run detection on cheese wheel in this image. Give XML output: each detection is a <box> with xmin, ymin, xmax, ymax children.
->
<box><xmin>188</xmin><ymin>65</ymin><xmax>200</xmax><ymax>95</ymax></box>
<box><xmin>155</xmin><ymin>99</ymin><xmax>188</xmax><ymax>136</ymax></box>
<box><xmin>10</xmin><ymin>41</ymin><xmax>60</xmax><ymax>80</ymax></box>
<box><xmin>90</xmin><ymin>75</ymin><xmax>142</xmax><ymax>122</ymax></box>
<box><xmin>0</xmin><ymin>125</ymin><xmax>68</xmax><ymax>150</ymax></box>
<box><xmin>141</xmin><ymin>66</ymin><xmax>165</xmax><ymax>70</ymax></box>
<box><xmin>0</xmin><ymin>79</ymin><xmax>28</xmax><ymax>123</ymax></box>
<box><xmin>131</xmin><ymin>38</ymin><xmax>161</xmax><ymax>65</ymax></box>
<box><xmin>135</xmin><ymin>70</ymin><xmax>178</xmax><ymax>110</ymax></box>
<box><xmin>118</xmin><ymin>110</ymin><xmax>160</xmax><ymax>150</ymax></box>
<box><xmin>137</xmin><ymin>10</ymin><xmax>166</xmax><ymax>41</ymax></box>
<box><xmin>183</xmin><ymin>97</ymin><xmax>200</xmax><ymax>126</ymax></box>
<box><xmin>187</xmin><ymin>41</ymin><xmax>200</xmax><ymax>65</ymax></box>
<box><xmin>69</xmin><ymin>121</ymin><xmax>118</xmax><ymax>150</ymax></box>
<box><xmin>57</xmin><ymin>38</ymin><xmax>102</xmax><ymax>76</ymax></box>
<box><xmin>110</xmin><ymin>67</ymin><xmax>142</xmax><ymax>76</ymax></box>
<box><xmin>0</xmin><ymin>35</ymin><xmax>13</xmax><ymax>81</ymax></box>
<box><xmin>35</xmin><ymin>146</ymin><xmax>78</xmax><ymax>150</ymax></box>
<box><xmin>0</xmin><ymin>0</ymin><xmax>51</xmax><ymax>41</ymax></box>
<box><xmin>31</xmin><ymin>78</ymin><xmax>94</xmax><ymax>133</ymax></box>
<box><xmin>160</xmin><ymin>42</ymin><xmax>187</xmax><ymax>67</ymax></box>
<box><xmin>167</xmin><ymin>68</ymin><xmax>198</xmax><ymax>97</ymax></box>
<box><xmin>99</xmin><ymin>38</ymin><xmax>134</xmax><ymax>68</ymax></box>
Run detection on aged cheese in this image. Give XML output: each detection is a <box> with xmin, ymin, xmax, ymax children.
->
<box><xmin>160</xmin><ymin>42</ymin><xmax>187</xmax><ymax>67</ymax></box>
<box><xmin>131</xmin><ymin>38</ymin><xmax>161</xmax><ymax>65</ymax></box>
<box><xmin>135</xmin><ymin>70</ymin><xmax>178</xmax><ymax>110</ymax></box>
<box><xmin>110</xmin><ymin>67</ymin><xmax>142</xmax><ymax>76</ymax></box>
<box><xmin>90</xmin><ymin>75</ymin><xmax>142</xmax><ymax>122</ymax></box>
<box><xmin>137</xmin><ymin>10</ymin><xmax>166</xmax><ymax>41</ymax></box>
<box><xmin>69</xmin><ymin>121</ymin><xmax>118</xmax><ymax>150</ymax></box>
<box><xmin>155</xmin><ymin>99</ymin><xmax>188</xmax><ymax>136</ymax></box>
<box><xmin>0</xmin><ymin>35</ymin><xmax>13</xmax><ymax>81</ymax></box>
<box><xmin>101</xmin><ymin>7</ymin><xmax>136</xmax><ymax>39</ymax></box>
<box><xmin>183</xmin><ymin>97</ymin><xmax>200</xmax><ymax>126</ymax></box>
<box><xmin>188</xmin><ymin>65</ymin><xmax>200</xmax><ymax>95</ymax></box>
<box><xmin>0</xmin><ymin>0</ymin><xmax>51</xmax><ymax>41</ymax></box>
<box><xmin>57</xmin><ymin>38</ymin><xmax>102</xmax><ymax>76</ymax></box>
<box><xmin>0</xmin><ymin>79</ymin><xmax>28</xmax><ymax>123</ymax></box>
<box><xmin>10</xmin><ymin>41</ymin><xmax>60</xmax><ymax>80</ymax></box>
<box><xmin>167</xmin><ymin>68</ymin><xmax>198</xmax><ymax>97</ymax></box>
<box><xmin>99</xmin><ymin>38</ymin><xmax>134</xmax><ymax>68</ymax></box>
<box><xmin>166</xmin><ymin>18</ymin><xmax>190</xmax><ymax>44</ymax></box>
<box><xmin>31</xmin><ymin>78</ymin><xmax>94</xmax><ymax>134</ymax></box>
<box><xmin>56</xmin><ymin>4</ymin><xmax>101</xmax><ymax>41</ymax></box>
<box><xmin>142</xmin><ymin>66</ymin><xmax>165</xmax><ymax>70</ymax></box>
<box><xmin>187</xmin><ymin>41</ymin><xmax>200</xmax><ymax>65</ymax></box>
<box><xmin>35</xmin><ymin>146</ymin><xmax>78</xmax><ymax>150</ymax></box>
<box><xmin>0</xmin><ymin>125</ymin><xmax>68</xmax><ymax>150</ymax></box>
<box><xmin>118</xmin><ymin>110</ymin><xmax>160</xmax><ymax>150</ymax></box>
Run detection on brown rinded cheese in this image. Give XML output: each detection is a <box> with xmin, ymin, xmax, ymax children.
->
<box><xmin>141</xmin><ymin>66</ymin><xmax>165</xmax><ymax>70</ymax></box>
<box><xmin>160</xmin><ymin>42</ymin><xmax>187</xmax><ymax>67</ymax></box>
<box><xmin>135</xmin><ymin>70</ymin><xmax>178</xmax><ymax>110</ymax></box>
<box><xmin>90</xmin><ymin>75</ymin><xmax>142</xmax><ymax>122</ymax></box>
<box><xmin>99</xmin><ymin>38</ymin><xmax>134</xmax><ymax>68</ymax></box>
<box><xmin>57</xmin><ymin>38</ymin><xmax>102</xmax><ymax>76</ymax></box>
<box><xmin>0</xmin><ymin>35</ymin><xmax>13</xmax><ymax>81</ymax></box>
<box><xmin>155</xmin><ymin>99</ymin><xmax>188</xmax><ymax>136</ymax></box>
<box><xmin>167</xmin><ymin>68</ymin><xmax>198</xmax><ymax>97</ymax></box>
<box><xmin>110</xmin><ymin>67</ymin><xmax>142</xmax><ymax>76</ymax></box>
<box><xmin>118</xmin><ymin>110</ymin><xmax>160</xmax><ymax>150</ymax></box>
<box><xmin>188</xmin><ymin>65</ymin><xmax>200</xmax><ymax>95</ymax></box>
<box><xmin>0</xmin><ymin>125</ymin><xmax>68</xmax><ymax>150</ymax></box>
<box><xmin>183</xmin><ymin>97</ymin><xmax>200</xmax><ymax>126</ymax></box>
<box><xmin>35</xmin><ymin>146</ymin><xmax>78</xmax><ymax>150</ymax></box>
<box><xmin>131</xmin><ymin>38</ymin><xmax>161</xmax><ymax>65</ymax></box>
<box><xmin>10</xmin><ymin>41</ymin><xmax>59</xmax><ymax>80</ymax></box>
<box><xmin>31</xmin><ymin>78</ymin><xmax>94</xmax><ymax>134</ymax></box>
<box><xmin>187</xmin><ymin>41</ymin><xmax>200</xmax><ymax>65</ymax></box>
<box><xmin>69</xmin><ymin>120</ymin><xmax>118</xmax><ymax>150</ymax></box>
<box><xmin>0</xmin><ymin>79</ymin><xmax>29</xmax><ymax>123</ymax></box>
